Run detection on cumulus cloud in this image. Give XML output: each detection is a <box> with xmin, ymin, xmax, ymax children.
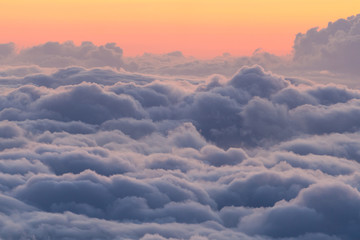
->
<box><xmin>1</xmin><ymin>13</ymin><xmax>360</xmax><ymax>88</ymax></box>
<box><xmin>122</xmin><ymin>13</ymin><xmax>360</xmax><ymax>83</ymax></box>
<box><xmin>293</xmin><ymin>14</ymin><xmax>360</xmax><ymax>75</ymax></box>
<box><xmin>0</xmin><ymin>62</ymin><xmax>360</xmax><ymax>240</ymax></box>
<box><xmin>2</xmin><ymin>13</ymin><xmax>360</xmax><ymax>238</ymax></box>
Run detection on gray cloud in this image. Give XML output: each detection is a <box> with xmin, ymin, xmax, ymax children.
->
<box><xmin>0</xmin><ymin>41</ymin><xmax>124</xmax><ymax>70</ymax></box>
<box><xmin>293</xmin><ymin>14</ymin><xmax>360</xmax><ymax>75</ymax></box>
<box><xmin>0</xmin><ymin>43</ymin><xmax>14</xmax><ymax>59</ymax></box>
<box><xmin>1</xmin><ymin>38</ymin><xmax>360</xmax><ymax>240</ymax></box>
<box><xmin>239</xmin><ymin>183</ymin><xmax>360</xmax><ymax>239</ymax></box>
<box><xmin>0</xmin><ymin>13</ymin><xmax>359</xmax><ymax>90</ymax></box>
<box><xmin>123</xmin><ymin>49</ymin><xmax>287</xmax><ymax>78</ymax></box>
<box><xmin>17</xmin><ymin>41</ymin><xmax>123</xmax><ymax>68</ymax></box>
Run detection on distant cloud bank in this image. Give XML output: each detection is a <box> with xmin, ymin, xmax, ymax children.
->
<box><xmin>1</xmin><ymin>14</ymin><xmax>360</xmax><ymax>240</ymax></box>
<box><xmin>294</xmin><ymin>14</ymin><xmax>360</xmax><ymax>74</ymax></box>
<box><xmin>1</xmin><ymin>14</ymin><xmax>360</xmax><ymax>81</ymax></box>
<box><xmin>0</xmin><ymin>41</ymin><xmax>123</xmax><ymax>68</ymax></box>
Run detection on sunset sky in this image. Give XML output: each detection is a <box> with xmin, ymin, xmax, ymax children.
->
<box><xmin>3</xmin><ymin>1</ymin><xmax>360</xmax><ymax>239</ymax></box>
<box><xmin>1</xmin><ymin>0</ymin><xmax>359</xmax><ymax>57</ymax></box>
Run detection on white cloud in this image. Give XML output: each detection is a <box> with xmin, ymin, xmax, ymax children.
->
<box><xmin>0</xmin><ymin>63</ymin><xmax>359</xmax><ymax>239</ymax></box>
<box><xmin>2</xmin><ymin>14</ymin><xmax>360</xmax><ymax>237</ymax></box>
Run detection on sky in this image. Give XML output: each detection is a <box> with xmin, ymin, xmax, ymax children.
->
<box><xmin>2</xmin><ymin>1</ymin><xmax>360</xmax><ymax>240</ymax></box>
<box><xmin>1</xmin><ymin>0</ymin><xmax>360</xmax><ymax>57</ymax></box>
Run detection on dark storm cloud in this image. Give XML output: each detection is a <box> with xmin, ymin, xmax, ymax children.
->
<box><xmin>1</xmin><ymin>54</ymin><xmax>360</xmax><ymax>240</ymax></box>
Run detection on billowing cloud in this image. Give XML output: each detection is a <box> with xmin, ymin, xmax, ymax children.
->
<box><xmin>293</xmin><ymin>14</ymin><xmax>360</xmax><ymax>75</ymax></box>
<box><xmin>2</xmin><ymin>14</ymin><xmax>360</xmax><ymax>238</ymax></box>
<box><xmin>0</xmin><ymin>61</ymin><xmax>360</xmax><ymax>240</ymax></box>
<box><xmin>1</xmin><ymin>13</ymin><xmax>360</xmax><ymax>88</ymax></box>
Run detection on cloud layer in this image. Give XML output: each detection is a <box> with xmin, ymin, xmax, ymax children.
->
<box><xmin>0</xmin><ymin>58</ymin><xmax>360</xmax><ymax>240</ymax></box>
<box><xmin>294</xmin><ymin>14</ymin><xmax>360</xmax><ymax>74</ymax></box>
<box><xmin>1</xmin><ymin>14</ymin><xmax>360</xmax><ymax>88</ymax></box>
<box><xmin>0</xmin><ymin>41</ymin><xmax>123</xmax><ymax>69</ymax></box>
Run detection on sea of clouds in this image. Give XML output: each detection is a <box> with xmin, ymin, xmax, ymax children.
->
<box><xmin>1</xmin><ymin>15</ymin><xmax>360</xmax><ymax>240</ymax></box>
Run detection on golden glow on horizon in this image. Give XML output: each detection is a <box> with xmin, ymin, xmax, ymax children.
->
<box><xmin>1</xmin><ymin>0</ymin><xmax>360</xmax><ymax>58</ymax></box>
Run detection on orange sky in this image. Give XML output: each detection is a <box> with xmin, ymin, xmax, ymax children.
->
<box><xmin>1</xmin><ymin>0</ymin><xmax>359</xmax><ymax>58</ymax></box>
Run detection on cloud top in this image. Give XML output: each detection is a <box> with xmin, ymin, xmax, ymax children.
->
<box><xmin>0</xmin><ymin>62</ymin><xmax>360</xmax><ymax>239</ymax></box>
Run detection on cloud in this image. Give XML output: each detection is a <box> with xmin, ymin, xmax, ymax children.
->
<box><xmin>0</xmin><ymin>41</ymin><xmax>291</xmax><ymax>80</ymax></box>
<box><xmin>1</xmin><ymin>13</ymin><xmax>360</xmax><ymax>239</ymax></box>
<box><xmin>1</xmin><ymin>56</ymin><xmax>360</xmax><ymax>239</ymax></box>
<box><xmin>123</xmin><ymin>49</ymin><xmax>287</xmax><ymax>77</ymax></box>
<box><xmin>35</xmin><ymin>83</ymin><xmax>147</xmax><ymax>124</ymax></box>
<box><xmin>293</xmin><ymin>14</ymin><xmax>360</xmax><ymax>75</ymax></box>
<box><xmin>0</xmin><ymin>41</ymin><xmax>124</xmax><ymax>69</ymax></box>
<box><xmin>1</xmin><ymin>13</ymin><xmax>360</xmax><ymax>90</ymax></box>
<box><xmin>0</xmin><ymin>43</ymin><xmax>14</xmax><ymax>59</ymax></box>
<box><xmin>239</xmin><ymin>183</ymin><xmax>360</xmax><ymax>239</ymax></box>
